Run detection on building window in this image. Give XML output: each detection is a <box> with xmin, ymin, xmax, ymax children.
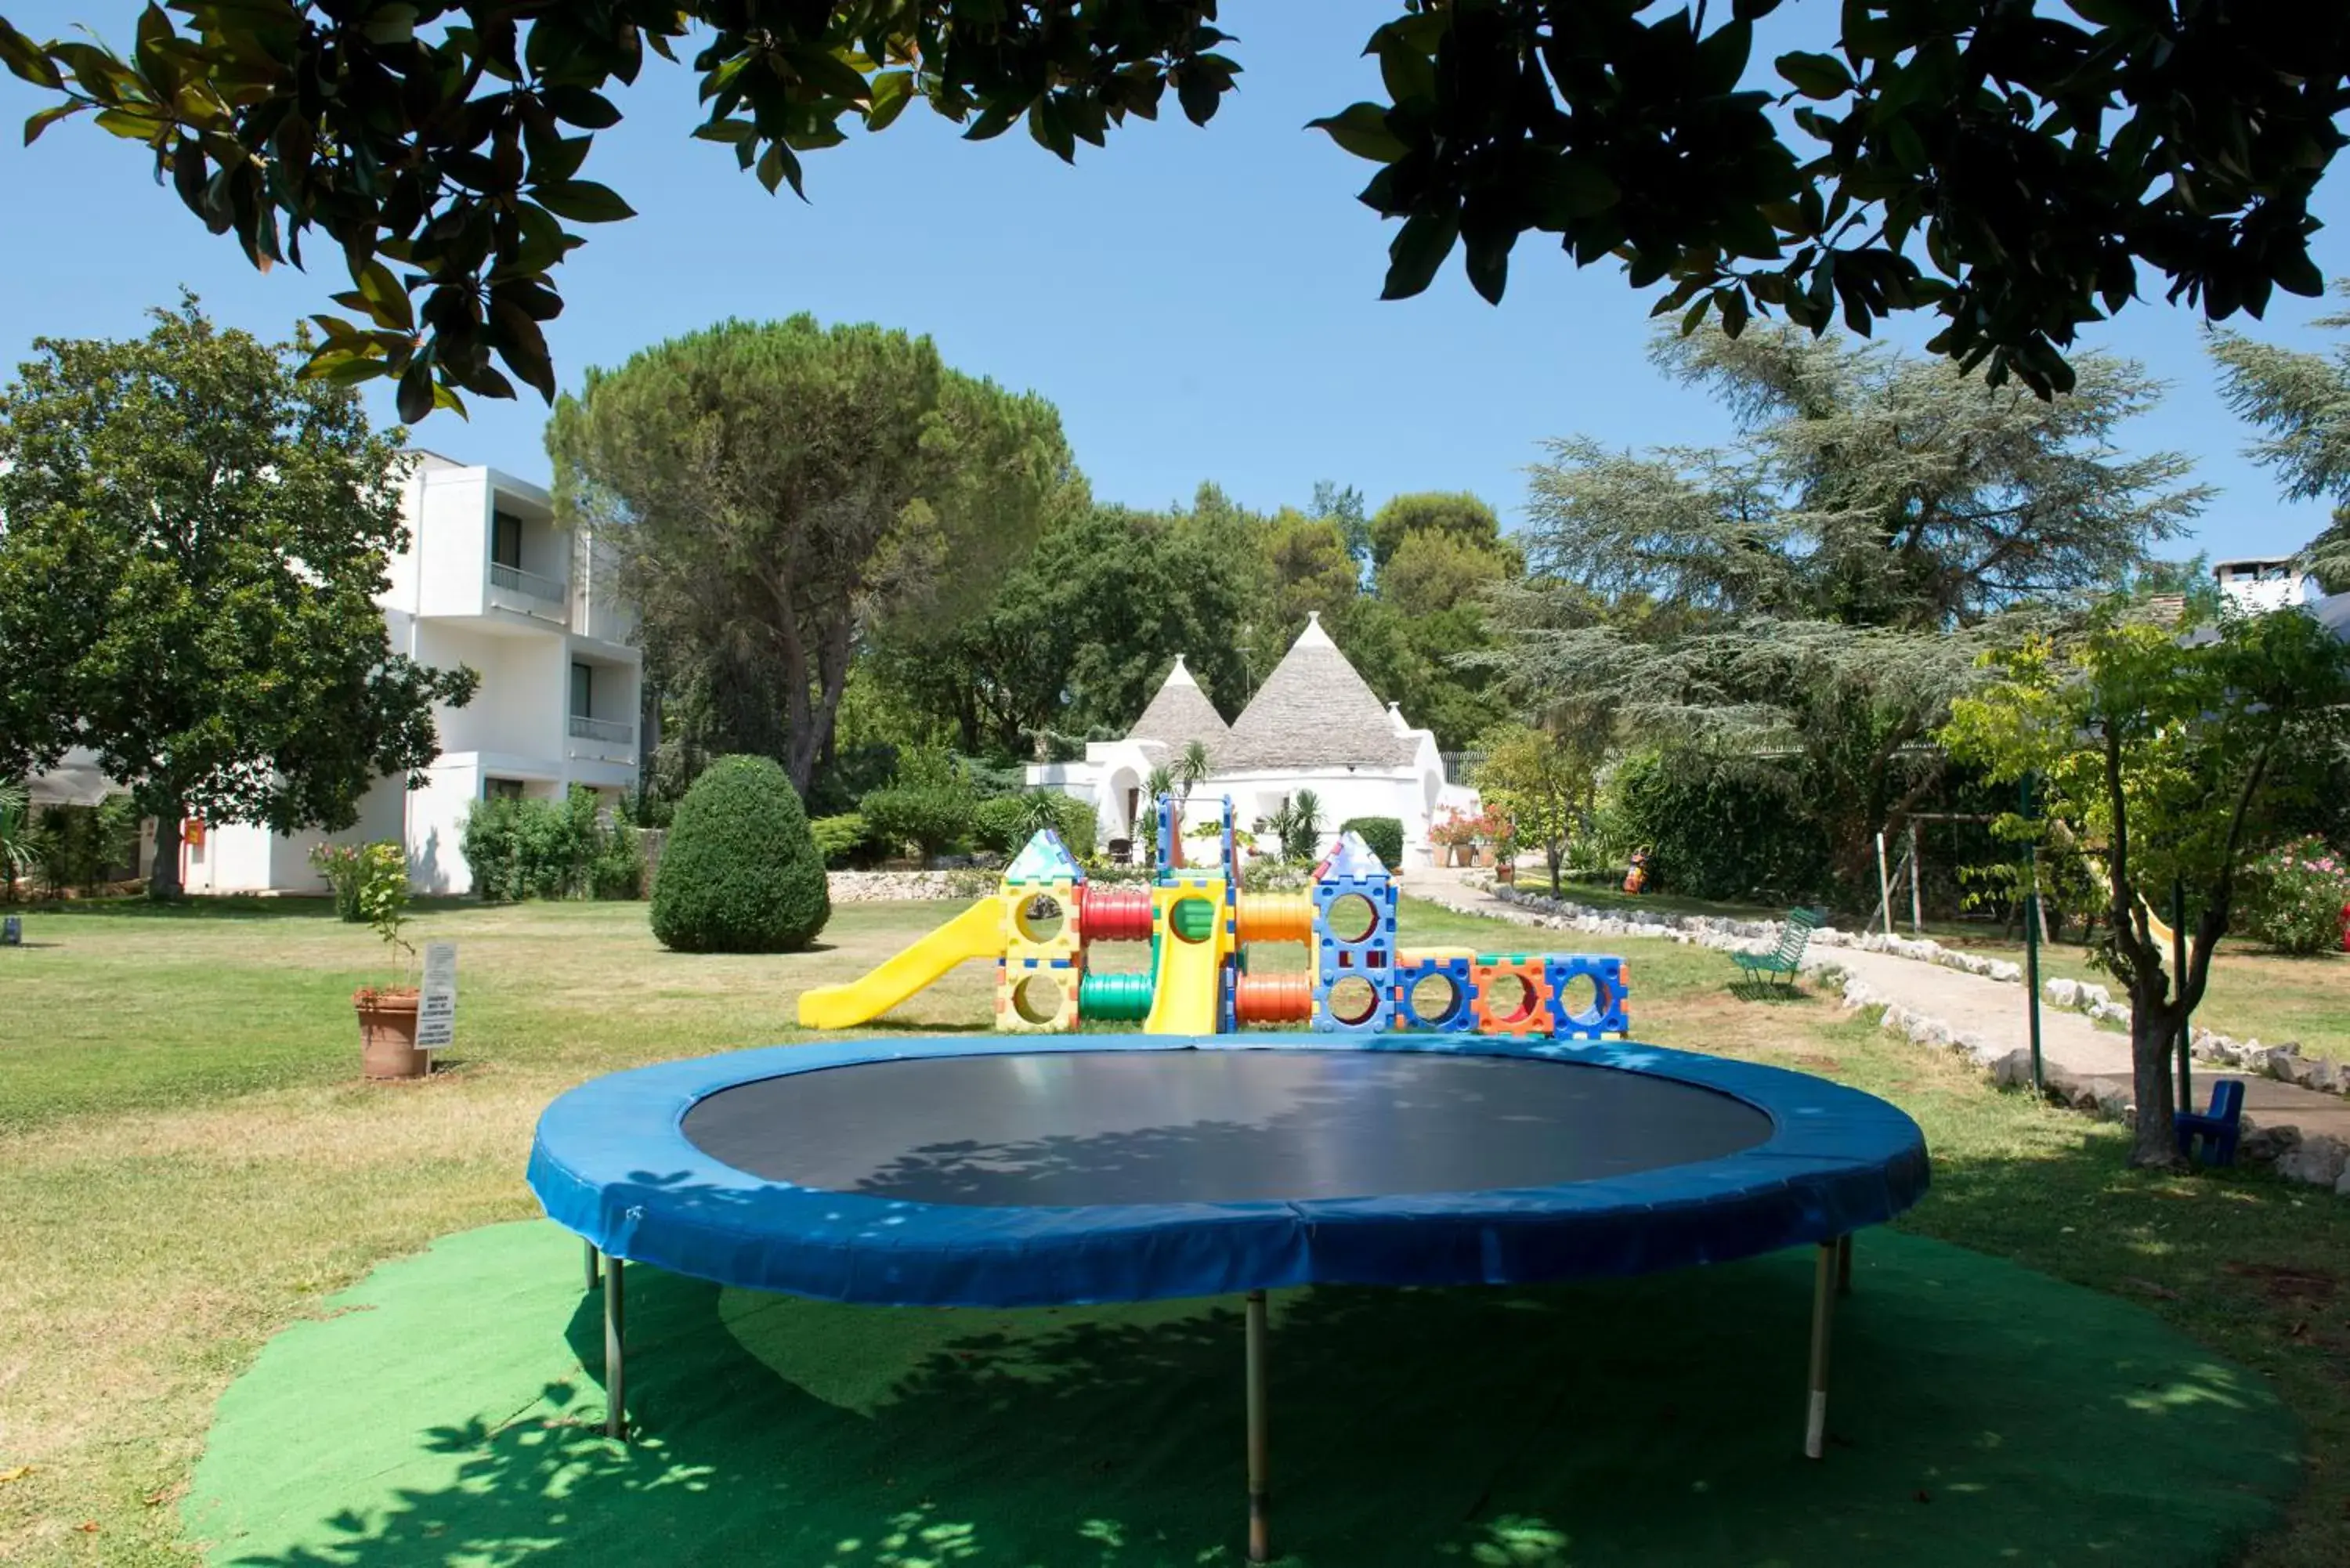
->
<box><xmin>570</xmin><ymin>661</ymin><xmax>593</xmax><ymax>719</ymax></box>
<box><xmin>486</xmin><ymin>778</ymin><xmax>526</xmax><ymax>802</ymax></box>
<box><xmin>491</xmin><ymin>509</ymin><xmax>523</xmax><ymax>569</ymax></box>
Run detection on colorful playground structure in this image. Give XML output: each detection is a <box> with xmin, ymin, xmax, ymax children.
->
<box><xmin>796</xmin><ymin>795</ymin><xmax>1632</xmax><ymax>1039</ymax></box>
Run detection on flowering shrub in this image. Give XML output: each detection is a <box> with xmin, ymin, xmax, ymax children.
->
<box><xmin>2242</xmin><ymin>836</ymin><xmax>2350</xmax><ymax>955</ymax></box>
<box><xmin>308</xmin><ymin>842</ymin><xmax>368</xmax><ymax>922</ymax></box>
<box><xmin>1431</xmin><ymin>806</ymin><xmax>1513</xmax><ymax>847</ymax></box>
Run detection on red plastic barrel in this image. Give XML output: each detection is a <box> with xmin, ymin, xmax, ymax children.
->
<box><xmin>1080</xmin><ymin>883</ymin><xmax>1155</xmax><ymax>944</ymax></box>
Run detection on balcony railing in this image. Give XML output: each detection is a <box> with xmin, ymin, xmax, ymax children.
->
<box><xmin>569</xmin><ymin>714</ymin><xmax>635</xmax><ymax>746</ymax></box>
<box><xmin>488</xmin><ymin>562</ymin><xmax>566</xmax><ymax>603</ymax></box>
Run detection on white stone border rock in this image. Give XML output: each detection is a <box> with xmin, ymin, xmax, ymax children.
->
<box><xmin>827</xmin><ymin>869</ymin><xmax>995</xmax><ymax>902</ymax></box>
<box><xmin>1471</xmin><ymin>881</ymin><xmax>2025</xmax><ymax>976</ymax></box>
<box><xmin>1473</xmin><ymin>881</ymin><xmax>2350</xmax><ymax>1107</ymax></box>
<box><xmin>2037</xmin><ymin>975</ymin><xmax>2348</xmax><ymax>1100</ymax></box>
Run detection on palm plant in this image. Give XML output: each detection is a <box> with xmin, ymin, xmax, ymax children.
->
<box><xmin>1176</xmin><ymin>740</ymin><xmax>1213</xmax><ymax>811</ymax></box>
<box><xmin>1013</xmin><ymin>790</ymin><xmax>1062</xmax><ymax>838</ymax></box>
<box><xmin>1285</xmin><ymin>789</ymin><xmax>1325</xmax><ymax>863</ymax></box>
<box><xmin>0</xmin><ymin>781</ymin><xmax>50</xmax><ymax>901</ymax></box>
<box><xmin>1144</xmin><ymin>764</ymin><xmax>1175</xmax><ymax>807</ymax></box>
<box><xmin>1263</xmin><ymin>799</ymin><xmax>1298</xmax><ymax>861</ymax></box>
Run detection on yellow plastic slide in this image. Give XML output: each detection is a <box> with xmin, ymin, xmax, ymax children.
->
<box><xmin>796</xmin><ymin>898</ymin><xmax>1005</xmax><ymax>1030</ymax></box>
<box><xmin>2076</xmin><ymin>851</ymin><xmax>2189</xmax><ymax>957</ymax></box>
<box><xmin>1145</xmin><ymin>928</ymin><xmax>1224</xmax><ymax>1035</ymax></box>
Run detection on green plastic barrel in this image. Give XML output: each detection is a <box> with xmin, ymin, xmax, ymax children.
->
<box><xmin>1078</xmin><ymin>970</ymin><xmax>1155</xmax><ymax>1022</ymax></box>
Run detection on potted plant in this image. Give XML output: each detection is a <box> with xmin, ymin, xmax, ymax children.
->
<box><xmin>1430</xmin><ymin>809</ymin><xmax>1476</xmax><ymax>866</ymax></box>
<box><xmin>349</xmin><ymin>842</ymin><xmax>427</xmax><ymax>1080</ymax></box>
<box><xmin>1470</xmin><ymin>805</ymin><xmax>1513</xmax><ymax>869</ymax></box>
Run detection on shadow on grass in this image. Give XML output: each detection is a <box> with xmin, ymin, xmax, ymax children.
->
<box><xmin>665</xmin><ymin>939</ymin><xmax>841</xmax><ymax>957</ymax></box>
<box><xmin>20</xmin><ymin>894</ymin><xmax>472</xmax><ymax>921</ymax></box>
<box><xmin>1879</xmin><ymin>1094</ymin><xmax>2350</xmax><ymax>1566</ymax></box>
<box><xmin>201</xmin><ymin>1216</ymin><xmax>2299</xmax><ymax>1568</ymax></box>
<box><xmin>1726</xmin><ymin>977</ymin><xmax>1811</xmax><ymax>1005</ymax></box>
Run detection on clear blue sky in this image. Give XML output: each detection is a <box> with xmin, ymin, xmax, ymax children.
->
<box><xmin>4</xmin><ymin>1</ymin><xmax>2346</xmax><ymax>562</ymax></box>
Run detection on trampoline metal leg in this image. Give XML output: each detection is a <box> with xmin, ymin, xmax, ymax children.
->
<box><xmin>1805</xmin><ymin>1241</ymin><xmax>1835</xmax><ymax>1460</ymax></box>
<box><xmin>585</xmin><ymin>1240</ymin><xmax>601</xmax><ymax>1292</ymax></box>
<box><xmin>1245</xmin><ymin>1289</ymin><xmax>1270</xmax><ymax>1565</ymax></box>
<box><xmin>1836</xmin><ymin>1232</ymin><xmax>1853</xmax><ymax>1297</ymax></box>
<box><xmin>604</xmin><ymin>1255</ymin><xmax>626</xmax><ymax>1441</ymax></box>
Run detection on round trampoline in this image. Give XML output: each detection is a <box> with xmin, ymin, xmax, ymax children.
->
<box><xmin>529</xmin><ymin>1033</ymin><xmax>1929</xmax><ymax>1561</ymax></box>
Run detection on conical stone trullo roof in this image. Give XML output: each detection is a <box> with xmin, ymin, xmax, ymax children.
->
<box><xmin>1125</xmin><ymin>655</ymin><xmax>1231</xmax><ymax>757</ymax></box>
<box><xmin>1222</xmin><ymin>612</ymin><xmax>1422</xmax><ymax>771</ymax></box>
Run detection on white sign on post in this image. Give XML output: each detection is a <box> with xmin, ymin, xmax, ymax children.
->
<box><xmin>417</xmin><ymin>941</ymin><xmax>457</xmax><ymax>1050</ymax></box>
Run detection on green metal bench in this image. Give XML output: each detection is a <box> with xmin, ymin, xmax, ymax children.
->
<box><xmin>1734</xmin><ymin>907</ymin><xmax>1825</xmax><ymax>991</ymax></box>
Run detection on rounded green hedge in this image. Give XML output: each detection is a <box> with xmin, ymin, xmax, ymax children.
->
<box><xmin>1339</xmin><ymin>816</ymin><xmax>1405</xmax><ymax>872</ymax></box>
<box><xmin>651</xmin><ymin>755</ymin><xmax>830</xmax><ymax>953</ymax></box>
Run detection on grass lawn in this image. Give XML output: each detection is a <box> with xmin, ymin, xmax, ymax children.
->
<box><xmin>2</xmin><ymin>894</ymin><xmax>2346</xmax><ymax>1565</ymax></box>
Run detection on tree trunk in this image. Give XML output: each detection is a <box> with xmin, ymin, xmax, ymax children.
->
<box><xmin>2126</xmin><ymin>988</ymin><xmax>2185</xmax><ymax>1170</ymax></box>
<box><xmin>1546</xmin><ymin>844</ymin><xmax>1564</xmax><ymax>898</ymax></box>
<box><xmin>149</xmin><ymin>807</ymin><xmax>184</xmax><ymax>901</ymax></box>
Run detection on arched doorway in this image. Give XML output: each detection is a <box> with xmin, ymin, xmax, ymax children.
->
<box><xmin>1105</xmin><ymin>766</ymin><xmax>1143</xmax><ymax>844</ymax></box>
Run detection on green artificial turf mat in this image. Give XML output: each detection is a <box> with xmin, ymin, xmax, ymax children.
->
<box><xmin>185</xmin><ymin>1220</ymin><xmax>2298</xmax><ymax>1567</ymax></box>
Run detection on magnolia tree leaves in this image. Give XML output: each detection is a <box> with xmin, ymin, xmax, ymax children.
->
<box><xmin>5</xmin><ymin>2</ymin><xmax>2345</xmax><ymax>411</ymax></box>
<box><xmin>1311</xmin><ymin>2</ymin><xmax>2348</xmax><ymax>397</ymax></box>
<box><xmin>0</xmin><ymin>297</ymin><xmax>480</xmax><ymax>897</ymax></box>
<box><xmin>0</xmin><ymin>1</ymin><xmax>1234</xmax><ymax>418</ymax></box>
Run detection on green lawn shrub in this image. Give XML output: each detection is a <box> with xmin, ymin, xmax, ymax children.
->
<box><xmin>969</xmin><ymin>796</ymin><xmax>1035</xmax><ymax>856</ymax></box>
<box><xmin>461</xmin><ymin>786</ymin><xmax>643</xmax><ymax>901</ymax></box>
<box><xmin>1046</xmin><ymin>793</ymin><xmax>1097</xmax><ymax>858</ymax></box>
<box><xmin>32</xmin><ymin>795</ymin><xmax>141</xmax><ymax>896</ymax></box>
<box><xmin>859</xmin><ymin>786</ymin><xmax>972</xmax><ymax>859</ymax></box>
<box><xmin>811</xmin><ymin>812</ymin><xmax>877</xmax><ymax>869</ymax></box>
<box><xmin>651</xmin><ymin>754</ymin><xmax>830</xmax><ymax>952</ymax></box>
<box><xmin>972</xmin><ymin>793</ymin><xmax>1098</xmax><ymax>859</ymax></box>
<box><xmin>859</xmin><ymin>746</ymin><xmax>979</xmax><ymax>860</ymax></box>
<box><xmin>1611</xmin><ymin>751</ymin><xmax>1835</xmax><ymax>902</ymax></box>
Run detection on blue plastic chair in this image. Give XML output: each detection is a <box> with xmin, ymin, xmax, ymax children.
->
<box><xmin>2175</xmin><ymin>1078</ymin><xmax>2246</xmax><ymax>1167</ymax></box>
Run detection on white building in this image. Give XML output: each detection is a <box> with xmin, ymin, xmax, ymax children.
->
<box><xmin>1028</xmin><ymin>611</ymin><xmax>1479</xmax><ymax>865</ymax></box>
<box><xmin>2214</xmin><ymin>557</ymin><xmax>2319</xmax><ymax>615</ymax></box>
<box><xmin>180</xmin><ymin>452</ymin><xmax>642</xmax><ymax>895</ymax></box>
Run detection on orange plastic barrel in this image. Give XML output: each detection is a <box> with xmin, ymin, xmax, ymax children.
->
<box><xmin>1233</xmin><ymin>972</ymin><xmax>1314</xmax><ymax>1024</ymax></box>
<box><xmin>1235</xmin><ymin>892</ymin><xmax>1313</xmax><ymax>945</ymax></box>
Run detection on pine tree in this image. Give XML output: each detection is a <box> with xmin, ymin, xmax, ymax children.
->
<box><xmin>2209</xmin><ymin>281</ymin><xmax>2350</xmax><ymax>590</ymax></box>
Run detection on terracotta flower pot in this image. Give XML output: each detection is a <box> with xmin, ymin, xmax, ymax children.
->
<box><xmin>356</xmin><ymin>987</ymin><xmax>428</xmax><ymax>1080</ymax></box>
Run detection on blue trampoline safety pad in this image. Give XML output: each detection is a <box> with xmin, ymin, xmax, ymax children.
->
<box><xmin>526</xmin><ymin>1034</ymin><xmax>1929</xmax><ymax>1309</ymax></box>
